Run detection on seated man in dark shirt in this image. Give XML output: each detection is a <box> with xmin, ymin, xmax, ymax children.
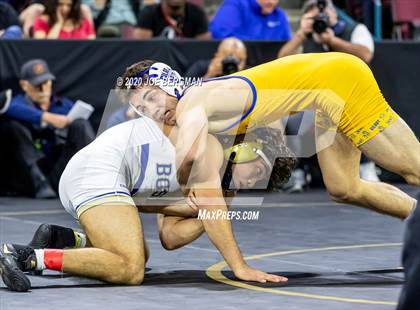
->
<box><xmin>185</xmin><ymin>37</ymin><xmax>247</xmax><ymax>78</ymax></box>
<box><xmin>135</xmin><ymin>0</ymin><xmax>210</xmax><ymax>39</ymax></box>
<box><xmin>0</xmin><ymin>59</ymin><xmax>95</xmax><ymax>198</ymax></box>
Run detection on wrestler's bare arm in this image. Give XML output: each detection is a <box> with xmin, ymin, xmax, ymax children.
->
<box><xmin>185</xmin><ymin>135</ymin><xmax>248</xmax><ymax>273</ymax></box>
<box><xmin>175</xmin><ymin>104</ymin><xmax>209</xmax><ymax>186</ymax></box>
<box><xmin>175</xmin><ymin>81</ymin><xmax>251</xmax><ymax>186</ymax></box>
<box><xmin>182</xmin><ymin>135</ymin><xmax>286</xmax><ymax>282</ymax></box>
<box><xmin>157</xmin><ymin>214</ymin><xmax>204</xmax><ymax>250</ymax></box>
<box><xmin>156</xmin><ymin>136</ymin><xmax>232</xmax><ymax>250</ymax></box>
<box><xmin>137</xmin><ymin>203</ymin><xmax>198</xmax><ymax>217</ymax></box>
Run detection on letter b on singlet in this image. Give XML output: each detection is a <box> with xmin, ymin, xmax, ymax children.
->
<box><xmin>153</xmin><ymin>163</ymin><xmax>172</xmax><ymax>197</ymax></box>
<box><xmin>156</xmin><ymin>164</ymin><xmax>171</xmax><ymax>176</ymax></box>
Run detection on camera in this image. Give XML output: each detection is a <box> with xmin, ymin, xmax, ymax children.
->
<box><xmin>221</xmin><ymin>55</ymin><xmax>240</xmax><ymax>76</ymax></box>
<box><xmin>312</xmin><ymin>0</ymin><xmax>330</xmax><ymax>34</ymax></box>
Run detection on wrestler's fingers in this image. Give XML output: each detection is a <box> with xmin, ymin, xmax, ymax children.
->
<box><xmin>263</xmin><ymin>273</ymin><xmax>288</xmax><ymax>283</ymax></box>
<box><xmin>186</xmin><ymin>194</ymin><xmax>199</xmax><ymax>211</ymax></box>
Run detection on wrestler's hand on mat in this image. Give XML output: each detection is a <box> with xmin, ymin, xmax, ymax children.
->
<box><xmin>234</xmin><ymin>265</ymin><xmax>288</xmax><ymax>283</ymax></box>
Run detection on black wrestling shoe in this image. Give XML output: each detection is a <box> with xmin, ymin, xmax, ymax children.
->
<box><xmin>29</xmin><ymin>224</ymin><xmax>56</xmax><ymax>249</ymax></box>
<box><xmin>28</xmin><ymin>224</ymin><xmax>52</xmax><ymax>276</ymax></box>
<box><xmin>29</xmin><ymin>224</ymin><xmax>77</xmax><ymax>249</ymax></box>
<box><xmin>0</xmin><ymin>244</ymin><xmax>34</xmax><ymax>292</ymax></box>
<box><xmin>28</xmin><ymin>224</ymin><xmax>79</xmax><ymax>276</ymax></box>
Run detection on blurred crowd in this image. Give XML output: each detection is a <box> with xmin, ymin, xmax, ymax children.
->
<box><xmin>0</xmin><ymin>0</ymin><xmax>418</xmax><ymax>40</ymax></box>
<box><xmin>0</xmin><ymin>0</ymin><xmax>418</xmax><ymax>198</ymax></box>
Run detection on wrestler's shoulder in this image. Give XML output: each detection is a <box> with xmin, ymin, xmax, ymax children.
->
<box><xmin>255</xmin><ymin>52</ymin><xmax>359</xmax><ymax>67</ymax></box>
<box><xmin>180</xmin><ymin>78</ymin><xmax>247</xmax><ymax>104</ymax></box>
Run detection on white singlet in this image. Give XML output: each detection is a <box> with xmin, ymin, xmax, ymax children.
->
<box><xmin>59</xmin><ymin>117</ymin><xmax>179</xmax><ymax>219</ymax></box>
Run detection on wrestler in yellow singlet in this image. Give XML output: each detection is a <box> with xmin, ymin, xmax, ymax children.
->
<box><xmin>121</xmin><ymin>53</ymin><xmax>419</xmax><ymax>222</ymax></box>
<box><xmin>223</xmin><ymin>52</ymin><xmax>398</xmax><ymax>147</ymax></box>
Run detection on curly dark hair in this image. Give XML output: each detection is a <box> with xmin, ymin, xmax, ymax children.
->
<box><xmin>44</xmin><ymin>0</ymin><xmax>82</xmax><ymax>27</ymax></box>
<box><xmin>259</xmin><ymin>127</ymin><xmax>297</xmax><ymax>191</ymax></box>
<box><xmin>219</xmin><ymin>127</ymin><xmax>296</xmax><ymax>191</ymax></box>
<box><xmin>115</xmin><ymin>59</ymin><xmax>155</xmax><ymax>103</ymax></box>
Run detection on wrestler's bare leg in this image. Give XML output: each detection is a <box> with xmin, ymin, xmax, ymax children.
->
<box><xmin>359</xmin><ymin>118</ymin><xmax>420</xmax><ymax>186</ymax></box>
<box><xmin>61</xmin><ymin>204</ymin><xmax>146</xmax><ymax>285</ymax></box>
<box><xmin>157</xmin><ymin>214</ymin><xmax>204</xmax><ymax>250</ymax></box>
<box><xmin>318</xmin><ymin>131</ymin><xmax>416</xmax><ymax>219</ymax></box>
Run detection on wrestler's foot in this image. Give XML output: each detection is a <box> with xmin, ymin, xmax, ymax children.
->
<box><xmin>0</xmin><ymin>244</ymin><xmax>35</xmax><ymax>292</ymax></box>
<box><xmin>28</xmin><ymin>224</ymin><xmax>86</xmax><ymax>276</ymax></box>
<box><xmin>28</xmin><ymin>224</ymin><xmax>54</xmax><ymax>276</ymax></box>
<box><xmin>282</xmin><ymin>168</ymin><xmax>310</xmax><ymax>193</ymax></box>
<box><xmin>360</xmin><ymin>161</ymin><xmax>380</xmax><ymax>182</ymax></box>
<box><xmin>29</xmin><ymin>224</ymin><xmax>78</xmax><ymax>249</ymax></box>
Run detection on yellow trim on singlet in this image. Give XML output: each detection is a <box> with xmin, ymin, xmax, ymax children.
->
<box><xmin>76</xmin><ymin>194</ymin><xmax>136</xmax><ymax>219</ymax></box>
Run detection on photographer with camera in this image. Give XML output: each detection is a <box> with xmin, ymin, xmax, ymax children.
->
<box><xmin>278</xmin><ymin>0</ymin><xmax>373</xmax><ymax>63</ymax></box>
<box><xmin>184</xmin><ymin>37</ymin><xmax>247</xmax><ymax>78</ymax></box>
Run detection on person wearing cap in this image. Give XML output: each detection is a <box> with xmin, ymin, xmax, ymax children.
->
<box><xmin>0</xmin><ymin>59</ymin><xmax>94</xmax><ymax>199</ymax></box>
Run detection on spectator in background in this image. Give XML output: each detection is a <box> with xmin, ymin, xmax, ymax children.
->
<box><xmin>0</xmin><ymin>59</ymin><xmax>95</xmax><ymax>198</ymax></box>
<box><xmin>20</xmin><ymin>2</ymin><xmax>48</xmax><ymax>37</ymax></box>
<box><xmin>278</xmin><ymin>0</ymin><xmax>377</xmax><ymax>192</ymax></box>
<box><xmin>278</xmin><ymin>0</ymin><xmax>373</xmax><ymax>62</ymax></box>
<box><xmin>185</xmin><ymin>37</ymin><xmax>247</xmax><ymax>78</ymax></box>
<box><xmin>210</xmin><ymin>0</ymin><xmax>291</xmax><ymax>40</ymax></box>
<box><xmin>19</xmin><ymin>0</ymin><xmax>94</xmax><ymax>37</ymax></box>
<box><xmin>0</xmin><ymin>2</ymin><xmax>23</xmax><ymax>38</ymax></box>
<box><xmin>0</xmin><ymin>89</ymin><xmax>12</xmax><ymax>114</ymax></box>
<box><xmin>135</xmin><ymin>0</ymin><xmax>210</xmax><ymax>39</ymax></box>
<box><xmin>3</xmin><ymin>0</ymin><xmax>32</xmax><ymax>13</ymax></box>
<box><xmin>82</xmin><ymin>0</ymin><xmax>157</xmax><ymax>38</ymax></box>
<box><xmin>32</xmin><ymin>0</ymin><xmax>95</xmax><ymax>39</ymax></box>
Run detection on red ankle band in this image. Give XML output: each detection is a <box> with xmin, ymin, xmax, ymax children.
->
<box><xmin>44</xmin><ymin>249</ymin><xmax>64</xmax><ymax>271</ymax></box>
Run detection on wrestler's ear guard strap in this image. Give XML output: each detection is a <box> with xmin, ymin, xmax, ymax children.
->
<box><xmin>221</xmin><ymin>151</ymin><xmax>236</xmax><ymax>191</ymax></box>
